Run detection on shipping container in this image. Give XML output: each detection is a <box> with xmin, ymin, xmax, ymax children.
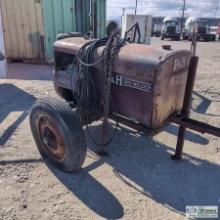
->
<box><xmin>0</xmin><ymin>0</ymin><xmax>106</xmax><ymax>62</ymax></box>
<box><xmin>0</xmin><ymin>0</ymin><xmax>45</xmax><ymax>62</ymax></box>
<box><xmin>42</xmin><ymin>0</ymin><xmax>77</xmax><ymax>61</ymax></box>
<box><xmin>75</xmin><ymin>0</ymin><xmax>90</xmax><ymax>35</ymax></box>
<box><xmin>43</xmin><ymin>0</ymin><xmax>106</xmax><ymax>61</ymax></box>
<box><xmin>0</xmin><ymin>10</ymin><xmax>6</xmax><ymax>77</ymax></box>
<box><xmin>121</xmin><ymin>14</ymin><xmax>152</xmax><ymax>45</ymax></box>
<box><xmin>93</xmin><ymin>0</ymin><xmax>106</xmax><ymax>38</ymax></box>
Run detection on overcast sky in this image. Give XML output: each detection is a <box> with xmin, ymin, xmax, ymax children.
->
<box><xmin>107</xmin><ymin>0</ymin><xmax>220</xmax><ymax>22</ymax></box>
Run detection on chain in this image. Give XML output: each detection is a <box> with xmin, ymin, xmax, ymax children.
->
<box><xmin>102</xmin><ymin>33</ymin><xmax>121</xmax><ymax>146</ymax></box>
<box><xmin>76</xmin><ymin>33</ymin><xmax>124</xmax><ymax>149</ymax></box>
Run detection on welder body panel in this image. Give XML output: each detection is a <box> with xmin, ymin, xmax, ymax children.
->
<box><xmin>54</xmin><ymin>37</ymin><xmax>191</xmax><ymax>128</ymax></box>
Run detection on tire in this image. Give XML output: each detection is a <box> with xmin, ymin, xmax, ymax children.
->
<box><xmin>30</xmin><ymin>97</ymin><xmax>87</xmax><ymax>172</ymax></box>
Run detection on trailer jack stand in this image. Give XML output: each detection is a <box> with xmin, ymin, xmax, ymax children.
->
<box><xmin>171</xmin><ymin>126</ymin><xmax>186</xmax><ymax>160</ymax></box>
<box><xmin>170</xmin><ymin>116</ymin><xmax>220</xmax><ymax>160</ymax></box>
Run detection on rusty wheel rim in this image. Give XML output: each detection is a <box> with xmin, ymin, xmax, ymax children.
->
<box><xmin>37</xmin><ymin>115</ymin><xmax>65</xmax><ymax>162</ymax></box>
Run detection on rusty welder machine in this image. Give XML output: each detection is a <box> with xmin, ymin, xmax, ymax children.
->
<box><xmin>29</xmin><ymin>22</ymin><xmax>220</xmax><ymax>172</ymax></box>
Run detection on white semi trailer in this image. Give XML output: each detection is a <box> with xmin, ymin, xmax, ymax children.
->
<box><xmin>183</xmin><ymin>16</ymin><xmax>216</xmax><ymax>41</ymax></box>
<box><xmin>152</xmin><ymin>24</ymin><xmax>162</xmax><ymax>37</ymax></box>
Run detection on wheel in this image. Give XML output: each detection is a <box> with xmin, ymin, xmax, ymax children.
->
<box><xmin>30</xmin><ymin>97</ymin><xmax>87</xmax><ymax>172</ymax></box>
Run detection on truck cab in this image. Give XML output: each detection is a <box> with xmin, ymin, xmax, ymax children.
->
<box><xmin>161</xmin><ymin>16</ymin><xmax>181</xmax><ymax>41</ymax></box>
<box><xmin>183</xmin><ymin>17</ymin><xmax>216</xmax><ymax>41</ymax></box>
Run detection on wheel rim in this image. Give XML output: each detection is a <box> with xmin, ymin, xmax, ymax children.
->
<box><xmin>37</xmin><ymin>115</ymin><xmax>65</xmax><ymax>161</ymax></box>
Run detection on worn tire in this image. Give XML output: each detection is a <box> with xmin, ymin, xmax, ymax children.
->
<box><xmin>30</xmin><ymin>97</ymin><xmax>87</xmax><ymax>172</ymax></box>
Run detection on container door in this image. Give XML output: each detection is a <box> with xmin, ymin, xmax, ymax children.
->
<box><xmin>95</xmin><ymin>0</ymin><xmax>106</xmax><ymax>38</ymax></box>
<box><xmin>0</xmin><ymin>0</ymin><xmax>45</xmax><ymax>62</ymax></box>
<box><xmin>75</xmin><ymin>0</ymin><xmax>90</xmax><ymax>34</ymax></box>
<box><xmin>0</xmin><ymin>10</ymin><xmax>6</xmax><ymax>77</ymax></box>
<box><xmin>90</xmin><ymin>0</ymin><xmax>106</xmax><ymax>38</ymax></box>
<box><xmin>42</xmin><ymin>0</ymin><xmax>77</xmax><ymax>61</ymax></box>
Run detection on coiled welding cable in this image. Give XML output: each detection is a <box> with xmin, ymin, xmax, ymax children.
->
<box><xmin>76</xmin><ymin>35</ymin><xmax>126</xmax><ymax>147</ymax></box>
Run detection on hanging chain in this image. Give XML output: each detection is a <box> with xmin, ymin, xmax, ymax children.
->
<box><xmin>102</xmin><ymin>32</ymin><xmax>120</xmax><ymax>147</ymax></box>
<box><xmin>76</xmin><ymin>32</ymin><xmax>124</xmax><ymax>148</ymax></box>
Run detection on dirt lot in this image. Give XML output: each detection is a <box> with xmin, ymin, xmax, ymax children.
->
<box><xmin>0</xmin><ymin>38</ymin><xmax>220</xmax><ymax>220</ymax></box>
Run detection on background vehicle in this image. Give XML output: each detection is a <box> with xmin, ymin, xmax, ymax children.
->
<box><xmin>183</xmin><ymin>16</ymin><xmax>216</xmax><ymax>41</ymax></box>
<box><xmin>209</xmin><ymin>26</ymin><xmax>218</xmax><ymax>41</ymax></box>
<box><xmin>152</xmin><ymin>23</ymin><xmax>162</xmax><ymax>37</ymax></box>
<box><xmin>161</xmin><ymin>16</ymin><xmax>181</xmax><ymax>40</ymax></box>
<box><xmin>217</xmin><ymin>25</ymin><xmax>220</xmax><ymax>40</ymax></box>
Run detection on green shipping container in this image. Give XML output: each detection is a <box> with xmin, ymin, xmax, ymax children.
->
<box><xmin>42</xmin><ymin>0</ymin><xmax>106</xmax><ymax>61</ymax></box>
<box><xmin>95</xmin><ymin>0</ymin><xmax>106</xmax><ymax>38</ymax></box>
<box><xmin>0</xmin><ymin>0</ymin><xmax>106</xmax><ymax>62</ymax></box>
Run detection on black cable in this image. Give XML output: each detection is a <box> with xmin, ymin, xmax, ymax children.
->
<box><xmin>75</xmin><ymin>34</ymin><xmax>125</xmax><ymax>147</ymax></box>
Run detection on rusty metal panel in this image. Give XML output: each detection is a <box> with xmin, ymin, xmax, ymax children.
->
<box><xmin>0</xmin><ymin>0</ymin><xmax>45</xmax><ymax>61</ymax></box>
<box><xmin>54</xmin><ymin>37</ymin><xmax>192</xmax><ymax>128</ymax></box>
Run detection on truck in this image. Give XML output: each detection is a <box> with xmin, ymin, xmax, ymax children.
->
<box><xmin>210</xmin><ymin>26</ymin><xmax>219</xmax><ymax>41</ymax></box>
<box><xmin>183</xmin><ymin>16</ymin><xmax>216</xmax><ymax>41</ymax></box>
<box><xmin>161</xmin><ymin>16</ymin><xmax>181</xmax><ymax>41</ymax></box>
<box><xmin>217</xmin><ymin>25</ymin><xmax>220</xmax><ymax>40</ymax></box>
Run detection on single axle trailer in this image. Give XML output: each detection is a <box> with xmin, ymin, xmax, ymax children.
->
<box><xmin>30</xmin><ymin>28</ymin><xmax>220</xmax><ymax>172</ymax></box>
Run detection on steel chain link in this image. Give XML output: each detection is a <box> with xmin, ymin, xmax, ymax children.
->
<box><xmin>102</xmin><ymin>33</ymin><xmax>121</xmax><ymax>146</ymax></box>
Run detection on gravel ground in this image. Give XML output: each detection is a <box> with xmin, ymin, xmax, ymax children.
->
<box><xmin>0</xmin><ymin>38</ymin><xmax>220</xmax><ymax>220</ymax></box>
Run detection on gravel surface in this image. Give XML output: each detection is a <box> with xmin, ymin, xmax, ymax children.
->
<box><xmin>0</xmin><ymin>38</ymin><xmax>220</xmax><ymax>220</ymax></box>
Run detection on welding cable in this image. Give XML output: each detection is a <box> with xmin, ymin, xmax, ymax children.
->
<box><xmin>81</xmin><ymin>37</ymin><xmax>118</xmax><ymax>147</ymax></box>
<box><xmin>84</xmin><ymin>37</ymin><xmax>119</xmax><ymax>147</ymax></box>
<box><xmin>76</xmin><ymin>34</ymin><xmax>122</xmax><ymax>147</ymax></box>
<box><xmin>79</xmin><ymin>39</ymin><xmax>103</xmax><ymax>107</ymax></box>
<box><xmin>75</xmin><ymin>41</ymin><xmax>101</xmax><ymax>121</ymax></box>
<box><xmin>76</xmin><ymin>38</ymin><xmax>108</xmax><ymax>67</ymax></box>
